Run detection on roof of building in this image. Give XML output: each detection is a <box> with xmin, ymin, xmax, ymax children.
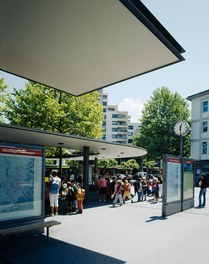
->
<box><xmin>0</xmin><ymin>0</ymin><xmax>185</xmax><ymax>96</ymax></box>
<box><xmin>187</xmin><ymin>89</ymin><xmax>209</xmax><ymax>101</ymax></box>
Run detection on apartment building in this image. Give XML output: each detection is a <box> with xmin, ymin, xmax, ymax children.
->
<box><xmin>101</xmin><ymin>92</ymin><xmax>140</xmax><ymax>144</ymax></box>
<box><xmin>187</xmin><ymin>89</ymin><xmax>209</xmax><ymax>176</ymax></box>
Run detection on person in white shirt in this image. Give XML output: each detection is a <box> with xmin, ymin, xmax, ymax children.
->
<box><xmin>49</xmin><ymin>170</ymin><xmax>61</xmax><ymax>216</ymax></box>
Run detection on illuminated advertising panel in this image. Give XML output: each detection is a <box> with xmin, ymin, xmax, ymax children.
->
<box><xmin>0</xmin><ymin>145</ymin><xmax>44</xmax><ymax>222</ymax></box>
<box><xmin>183</xmin><ymin>159</ymin><xmax>194</xmax><ymax>200</ymax></box>
<box><xmin>166</xmin><ymin>157</ymin><xmax>181</xmax><ymax>203</ymax></box>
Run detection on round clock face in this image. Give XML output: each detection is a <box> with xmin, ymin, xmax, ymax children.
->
<box><xmin>174</xmin><ymin>121</ymin><xmax>190</xmax><ymax>136</ymax></box>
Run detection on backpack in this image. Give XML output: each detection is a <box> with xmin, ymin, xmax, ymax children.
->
<box><xmin>66</xmin><ymin>185</ymin><xmax>78</xmax><ymax>200</ymax></box>
<box><xmin>50</xmin><ymin>179</ymin><xmax>60</xmax><ymax>194</ymax></box>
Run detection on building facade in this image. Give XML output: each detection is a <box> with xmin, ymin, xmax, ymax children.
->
<box><xmin>187</xmin><ymin>89</ymin><xmax>209</xmax><ymax>182</ymax></box>
<box><xmin>101</xmin><ymin>92</ymin><xmax>140</xmax><ymax>144</ymax></box>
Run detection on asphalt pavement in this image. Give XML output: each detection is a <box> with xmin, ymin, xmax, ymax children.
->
<box><xmin>1</xmin><ymin>188</ymin><xmax>209</xmax><ymax>264</ymax></box>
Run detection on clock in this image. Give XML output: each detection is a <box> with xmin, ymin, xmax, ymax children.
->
<box><xmin>174</xmin><ymin>121</ymin><xmax>190</xmax><ymax>136</ymax></box>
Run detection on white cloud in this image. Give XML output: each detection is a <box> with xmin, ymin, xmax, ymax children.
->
<box><xmin>118</xmin><ymin>98</ymin><xmax>144</xmax><ymax>123</ymax></box>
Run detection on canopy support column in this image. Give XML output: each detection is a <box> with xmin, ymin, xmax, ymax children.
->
<box><xmin>83</xmin><ymin>146</ymin><xmax>89</xmax><ymax>201</ymax></box>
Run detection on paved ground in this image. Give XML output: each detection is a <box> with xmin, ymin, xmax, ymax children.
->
<box><xmin>1</xmin><ymin>188</ymin><xmax>209</xmax><ymax>264</ymax></box>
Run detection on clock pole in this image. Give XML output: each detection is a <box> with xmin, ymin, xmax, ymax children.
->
<box><xmin>174</xmin><ymin>121</ymin><xmax>190</xmax><ymax>212</ymax></box>
<box><xmin>180</xmin><ymin>133</ymin><xmax>184</xmax><ymax>211</ymax></box>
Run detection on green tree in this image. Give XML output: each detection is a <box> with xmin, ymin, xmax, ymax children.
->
<box><xmin>98</xmin><ymin>159</ymin><xmax>118</xmax><ymax>174</ymax></box>
<box><xmin>133</xmin><ymin>87</ymin><xmax>190</xmax><ymax>160</ymax></box>
<box><xmin>3</xmin><ymin>81</ymin><xmax>103</xmax><ymax>138</ymax></box>
<box><xmin>0</xmin><ymin>77</ymin><xmax>8</xmax><ymax>123</ymax></box>
<box><xmin>121</xmin><ymin>159</ymin><xmax>139</xmax><ymax>174</ymax></box>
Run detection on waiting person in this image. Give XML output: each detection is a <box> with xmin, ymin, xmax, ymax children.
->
<box><xmin>49</xmin><ymin>170</ymin><xmax>61</xmax><ymax>216</ymax></box>
<box><xmin>123</xmin><ymin>180</ymin><xmax>131</xmax><ymax>203</ymax></box>
<box><xmin>76</xmin><ymin>183</ymin><xmax>85</xmax><ymax>214</ymax></box>
<box><xmin>61</xmin><ymin>182</ymin><xmax>69</xmax><ymax>199</ymax></box>
<box><xmin>198</xmin><ymin>173</ymin><xmax>208</xmax><ymax>208</ymax></box>
<box><xmin>112</xmin><ymin>180</ymin><xmax>123</xmax><ymax>207</ymax></box>
<box><xmin>141</xmin><ymin>177</ymin><xmax>148</xmax><ymax>201</ymax></box>
<box><xmin>137</xmin><ymin>179</ymin><xmax>143</xmax><ymax>202</ymax></box>
<box><xmin>66</xmin><ymin>179</ymin><xmax>78</xmax><ymax>213</ymax></box>
<box><xmin>152</xmin><ymin>178</ymin><xmax>159</xmax><ymax>202</ymax></box>
<box><xmin>98</xmin><ymin>175</ymin><xmax>107</xmax><ymax>202</ymax></box>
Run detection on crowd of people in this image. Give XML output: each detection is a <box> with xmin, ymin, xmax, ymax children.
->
<box><xmin>45</xmin><ymin>170</ymin><xmax>85</xmax><ymax>216</ymax></box>
<box><xmin>45</xmin><ymin>170</ymin><xmax>163</xmax><ymax>216</ymax></box>
<box><xmin>45</xmin><ymin>170</ymin><xmax>209</xmax><ymax>216</ymax></box>
<box><xmin>97</xmin><ymin>173</ymin><xmax>163</xmax><ymax>206</ymax></box>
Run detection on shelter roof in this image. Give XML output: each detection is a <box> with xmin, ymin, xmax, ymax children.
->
<box><xmin>0</xmin><ymin>0</ymin><xmax>185</xmax><ymax>96</ymax></box>
<box><xmin>0</xmin><ymin>124</ymin><xmax>147</xmax><ymax>160</ymax></box>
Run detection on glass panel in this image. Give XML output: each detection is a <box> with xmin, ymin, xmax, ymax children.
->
<box><xmin>183</xmin><ymin>160</ymin><xmax>194</xmax><ymax>200</ymax></box>
<box><xmin>166</xmin><ymin>157</ymin><xmax>181</xmax><ymax>202</ymax></box>
<box><xmin>0</xmin><ymin>145</ymin><xmax>43</xmax><ymax>222</ymax></box>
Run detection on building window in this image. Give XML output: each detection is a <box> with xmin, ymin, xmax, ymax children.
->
<box><xmin>103</xmin><ymin>102</ymin><xmax>107</xmax><ymax>106</ymax></box>
<box><xmin>128</xmin><ymin>139</ymin><xmax>133</xmax><ymax>143</ymax></box>
<box><xmin>202</xmin><ymin>142</ymin><xmax>207</xmax><ymax>154</ymax></box>
<box><xmin>108</xmin><ymin>108</ymin><xmax>115</xmax><ymax>111</ymax></box>
<box><xmin>203</xmin><ymin>101</ymin><xmax>208</xmax><ymax>112</ymax></box>
<box><xmin>128</xmin><ymin>125</ymin><xmax>134</xmax><ymax>130</ymax></box>
<box><xmin>103</xmin><ymin>108</ymin><xmax>106</xmax><ymax>112</ymax></box>
<box><xmin>203</xmin><ymin>121</ymin><xmax>208</xmax><ymax>132</ymax></box>
<box><xmin>103</xmin><ymin>95</ymin><xmax>107</xmax><ymax>99</ymax></box>
<box><xmin>112</xmin><ymin>114</ymin><xmax>117</xmax><ymax>118</ymax></box>
<box><xmin>112</xmin><ymin>121</ymin><xmax>118</xmax><ymax>125</ymax></box>
<box><xmin>128</xmin><ymin>132</ymin><xmax>133</xmax><ymax>136</ymax></box>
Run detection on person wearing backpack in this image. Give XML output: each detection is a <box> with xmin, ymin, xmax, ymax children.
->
<box><xmin>66</xmin><ymin>179</ymin><xmax>78</xmax><ymax>214</ymax></box>
<box><xmin>49</xmin><ymin>170</ymin><xmax>61</xmax><ymax>216</ymax></box>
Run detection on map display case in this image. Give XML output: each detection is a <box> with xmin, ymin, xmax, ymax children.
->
<box><xmin>0</xmin><ymin>144</ymin><xmax>45</xmax><ymax>223</ymax></box>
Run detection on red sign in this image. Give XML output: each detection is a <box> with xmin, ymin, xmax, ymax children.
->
<box><xmin>0</xmin><ymin>146</ymin><xmax>43</xmax><ymax>157</ymax></box>
<box><xmin>167</xmin><ymin>157</ymin><xmax>181</xmax><ymax>163</ymax></box>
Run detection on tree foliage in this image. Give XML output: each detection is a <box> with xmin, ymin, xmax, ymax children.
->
<box><xmin>133</xmin><ymin>87</ymin><xmax>190</xmax><ymax>160</ymax></box>
<box><xmin>121</xmin><ymin>159</ymin><xmax>139</xmax><ymax>174</ymax></box>
<box><xmin>0</xmin><ymin>77</ymin><xmax>8</xmax><ymax>123</ymax></box>
<box><xmin>2</xmin><ymin>81</ymin><xmax>103</xmax><ymax>138</ymax></box>
<box><xmin>98</xmin><ymin>159</ymin><xmax>118</xmax><ymax>174</ymax></box>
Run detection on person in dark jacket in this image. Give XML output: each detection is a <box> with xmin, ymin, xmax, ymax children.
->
<box><xmin>198</xmin><ymin>173</ymin><xmax>208</xmax><ymax>208</ymax></box>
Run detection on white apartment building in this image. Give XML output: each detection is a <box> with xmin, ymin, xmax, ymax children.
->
<box><xmin>187</xmin><ymin>90</ymin><xmax>209</xmax><ymax>184</ymax></box>
<box><xmin>101</xmin><ymin>92</ymin><xmax>140</xmax><ymax>144</ymax></box>
<box><xmin>187</xmin><ymin>89</ymin><xmax>209</xmax><ymax>161</ymax></box>
<box><xmin>127</xmin><ymin>122</ymin><xmax>141</xmax><ymax>144</ymax></box>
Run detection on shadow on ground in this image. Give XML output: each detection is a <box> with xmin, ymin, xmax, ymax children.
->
<box><xmin>145</xmin><ymin>216</ymin><xmax>168</xmax><ymax>223</ymax></box>
<box><xmin>0</xmin><ymin>235</ymin><xmax>125</xmax><ymax>264</ymax></box>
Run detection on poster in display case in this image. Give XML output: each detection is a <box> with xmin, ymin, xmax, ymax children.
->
<box><xmin>166</xmin><ymin>157</ymin><xmax>181</xmax><ymax>203</ymax></box>
<box><xmin>183</xmin><ymin>159</ymin><xmax>194</xmax><ymax>200</ymax></box>
<box><xmin>0</xmin><ymin>144</ymin><xmax>44</xmax><ymax>222</ymax></box>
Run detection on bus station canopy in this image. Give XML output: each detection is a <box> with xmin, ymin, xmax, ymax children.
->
<box><xmin>0</xmin><ymin>124</ymin><xmax>147</xmax><ymax>160</ymax></box>
<box><xmin>0</xmin><ymin>0</ymin><xmax>185</xmax><ymax>96</ymax></box>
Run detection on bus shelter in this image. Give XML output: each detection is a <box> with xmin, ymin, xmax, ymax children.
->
<box><xmin>0</xmin><ymin>123</ymin><xmax>147</xmax><ymax>229</ymax></box>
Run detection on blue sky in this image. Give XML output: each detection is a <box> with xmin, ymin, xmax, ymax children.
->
<box><xmin>1</xmin><ymin>1</ymin><xmax>209</xmax><ymax>122</ymax></box>
<box><xmin>105</xmin><ymin>0</ymin><xmax>209</xmax><ymax>121</ymax></box>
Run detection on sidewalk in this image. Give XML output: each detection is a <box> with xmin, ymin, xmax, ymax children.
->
<box><xmin>1</xmin><ymin>188</ymin><xmax>209</xmax><ymax>264</ymax></box>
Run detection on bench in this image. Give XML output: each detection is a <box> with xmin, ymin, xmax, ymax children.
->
<box><xmin>0</xmin><ymin>220</ymin><xmax>61</xmax><ymax>240</ymax></box>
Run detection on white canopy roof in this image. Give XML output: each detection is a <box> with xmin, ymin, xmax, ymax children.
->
<box><xmin>0</xmin><ymin>0</ymin><xmax>185</xmax><ymax>96</ymax></box>
<box><xmin>0</xmin><ymin>124</ymin><xmax>147</xmax><ymax>159</ymax></box>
